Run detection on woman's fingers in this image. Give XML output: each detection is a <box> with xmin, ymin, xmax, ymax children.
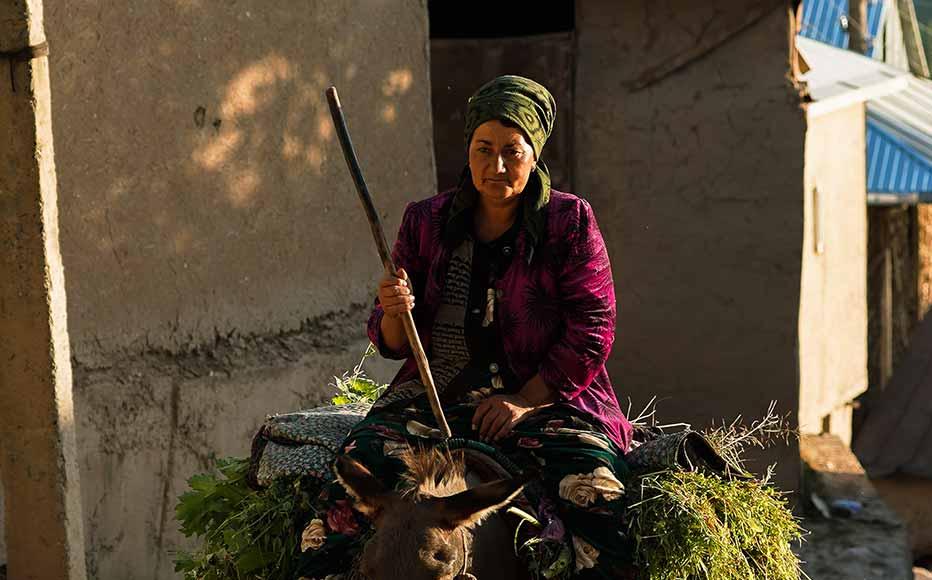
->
<box><xmin>475</xmin><ymin>397</ymin><xmax>520</xmax><ymax>440</ymax></box>
<box><xmin>383</xmin><ymin>296</ymin><xmax>414</xmax><ymax>316</ymax></box>
<box><xmin>482</xmin><ymin>411</ymin><xmax>511</xmax><ymax>441</ymax></box>
<box><xmin>472</xmin><ymin>395</ymin><xmax>535</xmax><ymax>441</ymax></box>
<box><xmin>379</xmin><ymin>267</ymin><xmax>408</xmax><ymax>287</ymax></box>
<box><xmin>379</xmin><ymin>277</ymin><xmax>408</xmax><ymax>290</ymax></box>
<box><xmin>476</xmin><ymin>399</ymin><xmax>506</xmax><ymax>439</ymax></box>
<box><xmin>472</xmin><ymin>399</ymin><xmax>493</xmax><ymax>430</ymax></box>
<box><xmin>475</xmin><ymin>401</ymin><xmax>503</xmax><ymax>439</ymax></box>
<box><xmin>490</xmin><ymin>415</ymin><xmax>516</xmax><ymax>441</ymax></box>
<box><xmin>381</xmin><ymin>293</ymin><xmax>413</xmax><ymax>306</ymax></box>
<box><xmin>378</xmin><ymin>268</ymin><xmax>414</xmax><ymax>318</ymax></box>
<box><xmin>379</xmin><ymin>281</ymin><xmax>409</xmax><ymax>297</ymax></box>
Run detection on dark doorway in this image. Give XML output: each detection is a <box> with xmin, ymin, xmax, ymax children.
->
<box><xmin>856</xmin><ymin>205</ymin><xmax>922</xmax><ymax>438</ymax></box>
<box><xmin>428</xmin><ymin>1</ymin><xmax>576</xmax><ymax>192</ymax></box>
<box><xmin>866</xmin><ymin>206</ymin><xmax>920</xmax><ymax>391</ymax></box>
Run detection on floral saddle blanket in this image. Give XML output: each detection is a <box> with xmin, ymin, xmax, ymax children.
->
<box><xmin>246</xmin><ymin>403</ymin><xmax>740</xmax><ymax>489</ymax></box>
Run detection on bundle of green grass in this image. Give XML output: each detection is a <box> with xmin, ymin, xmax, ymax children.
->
<box><xmin>620</xmin><ymin>405</ymin><xmax>803</xmax><ymax>580</ymax></box>
<box><xmin>175</xmin><ymin>366</ymin><xmax>803</xmax><ymax>580</ymax></box>
<box><xmin>627</xmin><ymin>469</ymin><xmax>800</xmax><ymax>579</ymax></box>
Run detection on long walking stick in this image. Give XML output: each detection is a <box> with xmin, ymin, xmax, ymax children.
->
<box><xmin>325</xmin><ymin>86</ymin><xmax>452</xmax><ymax>439</ymax></box>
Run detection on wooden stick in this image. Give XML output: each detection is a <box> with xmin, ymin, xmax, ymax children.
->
<box><xmin>325</xmin><ymin>86</ymin><xmax>452</xmax><ymax>439</ymax></box>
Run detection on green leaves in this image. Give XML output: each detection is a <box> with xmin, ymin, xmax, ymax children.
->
<box><xmin>235</xmin><ymin>546</ymin><xmax>270</xmax><ymax>574</ymax></box>
<box><xmin>173</xmin><ymin>456</ymin><xmax>316</xmax><ymax>580</ymax></box>
<box><xmin>176</xmin><ymin>458</ymin><xmax>251</xmax><ymax>539</ymax></box>
<box><xmin>330</xmin><ymin>343</ymin><xmax>387</xmax><ymax>406</ymax></box>
<box><xmin>331</xmin><ymin>375</ymin><xmax>386</xmax><ymax>405</ymax></box>
<box><xmin>174</xmin><ymin>347</ymin><xmax>387</xmax><ymax>579</ymax></box>
<box><xmin>519</xmin><ymin>537</ymin><xmax>572</xmax><ymax>580</ymax></box>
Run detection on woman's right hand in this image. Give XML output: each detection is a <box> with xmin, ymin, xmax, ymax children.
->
<box><xmin>377</xmin><ymin>268</ymin><xmax>414</xmax><ymax>318</ymax></box>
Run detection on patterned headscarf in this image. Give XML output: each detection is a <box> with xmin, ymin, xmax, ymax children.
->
<box><xmin>463</xmin><ymin>75</ymin><xmax>556</xmax><ymax>160</ymax></box>
<box><xmin>446</xmin><ymin>76</ymin><xmax>556</xmax><ymax>257</ymax></box>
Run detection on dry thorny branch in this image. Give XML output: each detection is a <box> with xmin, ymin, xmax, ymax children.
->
<box><xmin>627</xmin><ymin>397</ymin><xmax>798</xmax><ymax>482</ymax></box>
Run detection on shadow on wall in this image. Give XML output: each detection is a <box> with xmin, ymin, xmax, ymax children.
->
<box><xmin>191</xmin><ymin>56</ymin><xmax>414</xmax><ymax>209</ymax></box>
<box><xmin>70</xmin><ymin>54</ymin><xmax>414</xmax><ymax>256</ymax></box>
<box><xmin>49</xmin><ymin>2</ymin><xmax>432</xmax><ymax>359</ymax></box>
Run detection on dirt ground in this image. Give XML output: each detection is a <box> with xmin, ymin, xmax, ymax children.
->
<box><xmin>796</xmin><ymin>434</ymin><xmax>916</xmax><ymax>579</ymax></box>
<box><xmin>798</xmin><ymin>509</ymin><xmax>919</xmax><ymax>579</ymax></box>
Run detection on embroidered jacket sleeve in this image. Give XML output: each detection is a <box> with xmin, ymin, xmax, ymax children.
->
<box><xmin>366</xmin><ymin>202</ymin><xmax>425</xmax><ymax>359</ymax></box>
<box><xmin>538</xmin><ymin>200</ymin><xmax>616</xmax><ymax>400</ymax></box>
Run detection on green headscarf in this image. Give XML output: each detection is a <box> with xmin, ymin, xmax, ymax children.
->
<box><xmin>463</xmin><ymin>75</ymin><xmax>556</xmax><ymax>160</ymax></box>
<box><xmin>446</xmin><ymin>75</ymin><xmax>557</xmax><ymax>256</ymax></box>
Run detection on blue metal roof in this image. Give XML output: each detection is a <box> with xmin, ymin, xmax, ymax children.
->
<box><xmin>866</xmin><ymin>74</ymin><xmax>932</xmax><ymax>201</ymax></box>
<box><xmin>799</xmin><ymin>0</ymin><xmax>884</xmax><ymax>56</ymax></box>
<box><xmin>797</xmin><ymin>16</ymin><xmax>932</xmax><ymax>203</ymax></box>
<box><xmin>867</xmin><ymin>117</ymin><xmax>932</xmax><ymax>196</ymax></box>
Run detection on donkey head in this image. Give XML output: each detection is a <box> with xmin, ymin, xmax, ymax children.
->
<box><xmin>335</xmin><ymin>450</ymin><xmax>526</xmax><ymax>580</ymax></box>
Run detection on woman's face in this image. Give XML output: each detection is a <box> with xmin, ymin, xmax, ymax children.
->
<box><xmin>468</xmin><ymin>120</ymin><xmax>536</xmax><ymax>205</ymax></box>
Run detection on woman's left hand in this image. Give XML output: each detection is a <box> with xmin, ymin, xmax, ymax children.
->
<box><xmin>472</xmin><ymin>394</ymin><xmax>538</xmax><ymax>442</ymax></box>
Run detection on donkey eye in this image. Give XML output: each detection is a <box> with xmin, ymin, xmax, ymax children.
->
<box><xmin>433</xmin><ymin>548</ymin><xmax>453</xmax><ymax>562</ymax></box>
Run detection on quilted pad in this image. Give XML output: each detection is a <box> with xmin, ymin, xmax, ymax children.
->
<box><xmin>248</xmin><ymin>403</ymin><xmax>370</xmax><ymax>487</ymax></box>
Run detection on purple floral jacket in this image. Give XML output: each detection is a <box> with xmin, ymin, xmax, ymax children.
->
<box><xmin>367</xmin><ymin>189</ymin><xmax>632</xmax><ymax>451</ymax></box>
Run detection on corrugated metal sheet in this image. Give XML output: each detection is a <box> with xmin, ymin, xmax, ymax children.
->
<box><xmin>867</xmin><ymin>118</ymin><xmax>932</xmax><ymax>193</ymax></box>
<box><xmin>797</xmin><ymin>35</ymin><xmax>932</xmax><ymax>200</ymax></box>
<box><xmin>867</xmin><ymin>75</ymin><xmax>932</xmax><ymax>197</ymax></box>
<box><xmin>799</xmin><ymin>0</ymin><xmax>885</xmax><ymax>55</ymax></box>
<box><xmin>796</xmin><ymin>35</ymin><xmax>907</xmax><ymax>99</ymax></box>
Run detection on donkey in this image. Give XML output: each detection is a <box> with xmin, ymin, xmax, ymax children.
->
<box><xmin>335</xmin><ymin>447</ymin><xmax>533</xmax><ymax>580</ymax></box>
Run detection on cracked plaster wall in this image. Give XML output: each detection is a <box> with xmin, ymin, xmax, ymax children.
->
<box><xmin>576</xmin><ymin>0</ymin><xmax>805</xmax><ymax>491</ymax></box>
<box><xmin>0</xmin><ymin>1</ymin><xmax>430</xmax><ymax>578</ymax></box>
<box><xmin>70</xmin><ymin>306</ymin><xmax>401</xmax><ymax>580</ymax></box>
<box><xmin>798</xmin><ymin>103</ymin><xmax>868</xmax><ymax>443</ymax></box>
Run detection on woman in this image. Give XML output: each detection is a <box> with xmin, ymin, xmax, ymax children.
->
<box><xmin>298</xmin><ymin>75</ymin><xmax>635</xmax><ymax>578</ymax></box>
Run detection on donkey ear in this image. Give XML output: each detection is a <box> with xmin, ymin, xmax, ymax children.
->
<box><xmin>334</xmin><ymin>456</ymin><xmax>389</xmax><ymax>518</ymax></box>
<box><xmin>434</xmin><ymin>476</ymin><xmax>527</xmax><ymax>529</ymax></box>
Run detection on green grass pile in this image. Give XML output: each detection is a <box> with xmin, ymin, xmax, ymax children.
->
<box><xmin>624</xmin><ymin>400</ymin><xmax>803</xmax><ymax>580</ymax></box>
<box><xmin>626</xmin><ymin>469</ymin><xmax>802</xmax><ymax>580</ymax></box>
